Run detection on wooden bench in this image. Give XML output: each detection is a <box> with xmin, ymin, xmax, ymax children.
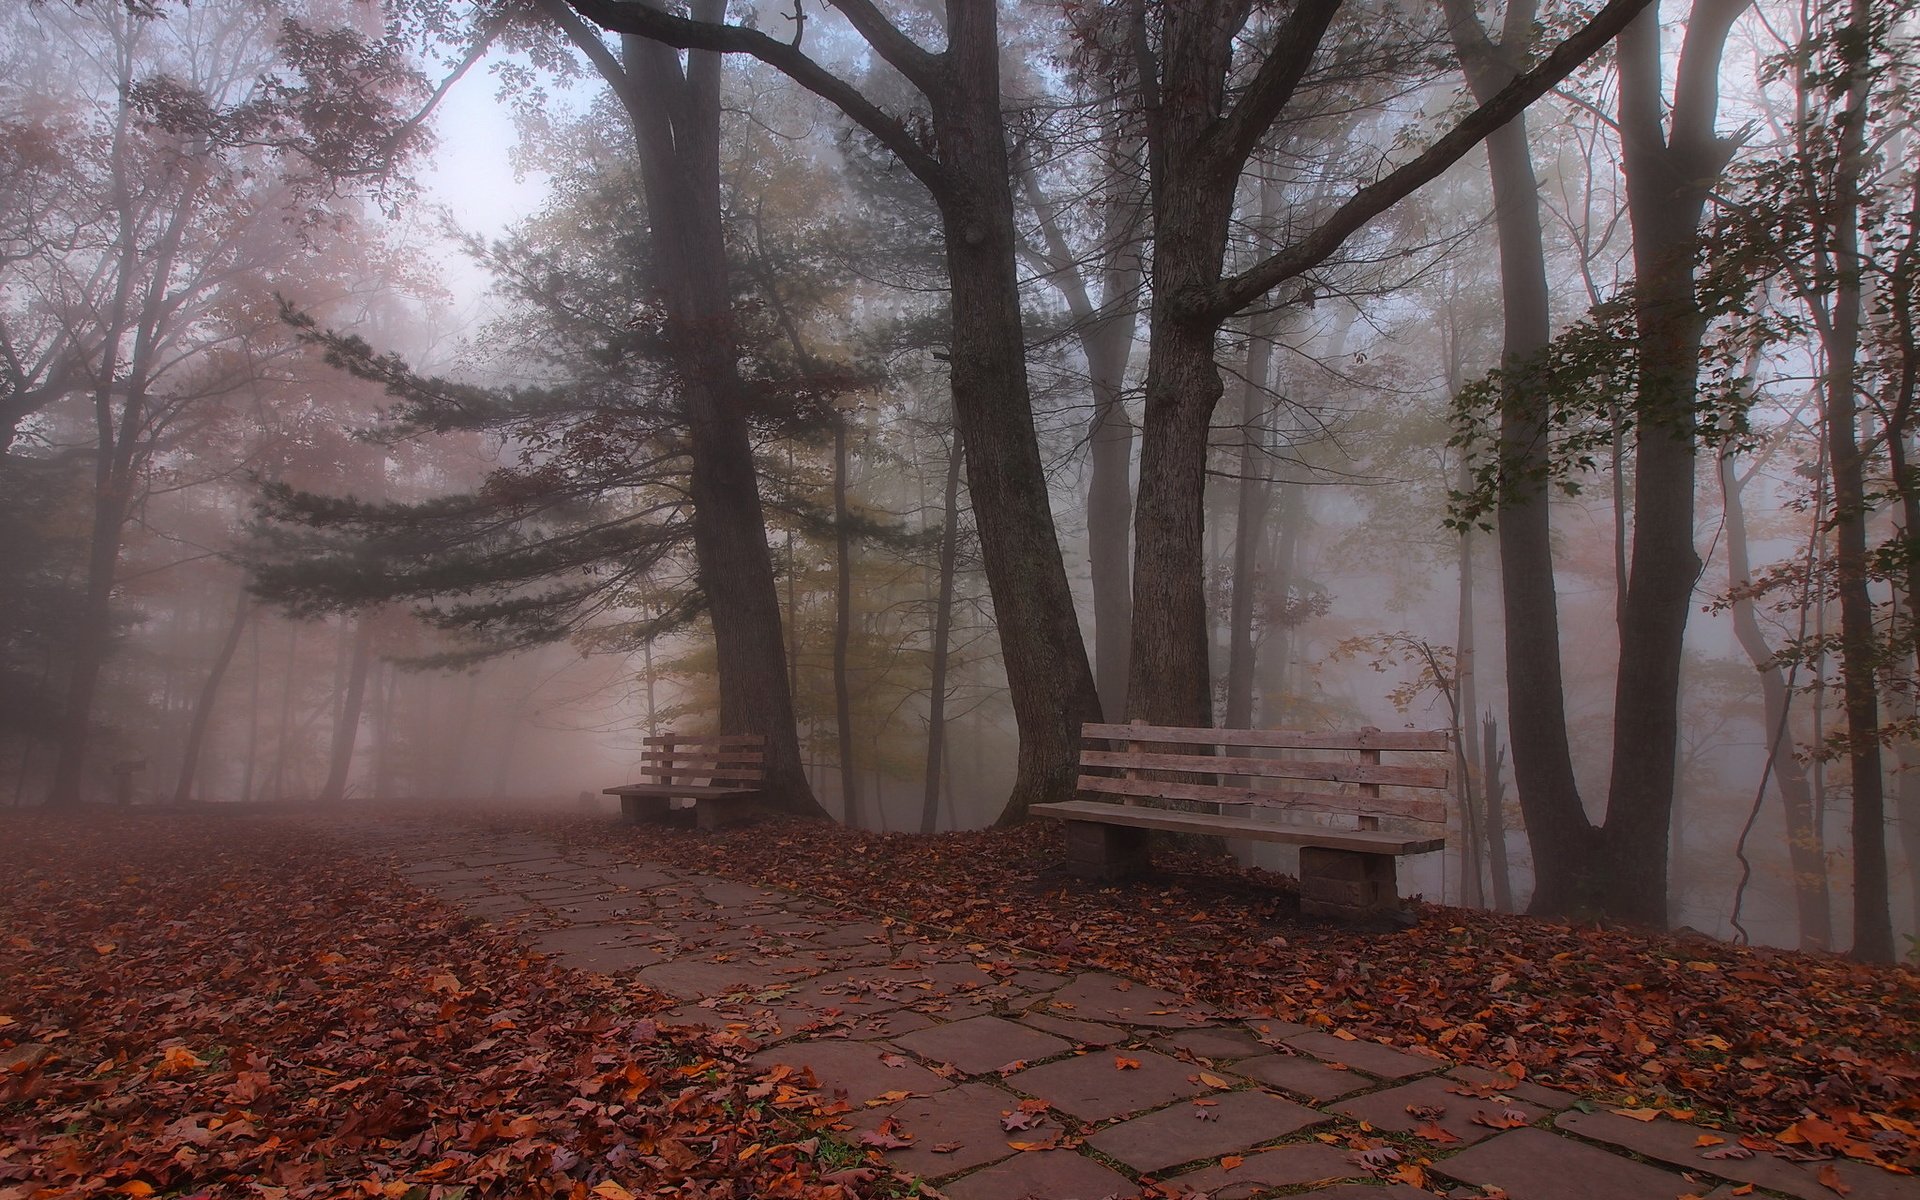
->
<box><xmin>1031</xmin><ymin>722</ymin><xmax>1449</xmax><ymax>922</ymax></box>
<box><xmin>604</xmin><ymin>733</ymin><xmax>767</xmax><ymax>830</ymax></box>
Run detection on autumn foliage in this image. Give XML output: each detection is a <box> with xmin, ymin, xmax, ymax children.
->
<box><xmin>0</xmin><ymin>814</ymin><xmax>888</xmax><ymax>1200</ymax></box>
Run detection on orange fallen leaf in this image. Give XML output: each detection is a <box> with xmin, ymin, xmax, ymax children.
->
<box><xmin>1219</xmin><ymin>1155</ymin><xmax>1244</xmax><ymax>1171</ymax></box>
<box><xmin>1114</xmin><ymin>1056</ymin><xmax>1141</xmax><ymax>1070</ymax></box>
<box><xmin>1819</xmin><ymin>1164</ymin><xmax>1852</xmax><ymax>1196</ymax></box>
<box><xmin>1611</xmin><ymin>1107</ymin><xmax>1661</xmax><ymax>1122</ymax></box>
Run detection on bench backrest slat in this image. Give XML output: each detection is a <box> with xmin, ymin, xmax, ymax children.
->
<box><xmin>1079</xmin><ymin>748</ymin><xmax>1446</xmax><ymax>791</ymax></box>
<box><xmin>1077</xmin><ymin>773</ymin><xmax>1446</xmax><ymax>825</ymax></box>
<box><xmin>1081</xmin><ymin>723</ymin><xmax>1447</xmax><ymax>753</ymax></box>
<box><xmin>1077</xmin><ymin>722</ymin><xmax>1449</xmax><ymax>828</ymax></box>
<box><xmin>637</xmin><ymin>734</ymin><xmax>768</xmax><ymax>786</ymax></box>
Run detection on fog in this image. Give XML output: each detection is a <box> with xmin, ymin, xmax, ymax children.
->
<box><xmin>4</xmin><ymin>0</ymin><xmax>1914</xmax><ymax>960</ymax></box>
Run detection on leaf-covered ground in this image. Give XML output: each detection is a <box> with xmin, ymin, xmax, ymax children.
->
<box><xmin>530</xmin><ymin>812</ymin><xmax>1920</xmax><ymax>1171</ymax></box>
<box><xmin>0</xmin><ymin>812</ymin><xmax>895</xmax><ymax>1200</ymax></box>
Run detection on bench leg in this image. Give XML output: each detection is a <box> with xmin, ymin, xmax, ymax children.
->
<box><xmin>694</xmin><ymin>794</ymin><xmax>759</xmax><ymax>831</ymax></box>
<box><xmin>620</xmin><ymin>794</ymin><xmax>672</xmax><ymax>824</ymax></box>
<box><xmin>1297</xmin><ymin>847</ymin><xmax>1399</xmax><ymax>921</ymax></box>
<box><xmin>1063</xmin><ymin>820</ymin><xmax>1151</xmax><ymax>881</ymax></box>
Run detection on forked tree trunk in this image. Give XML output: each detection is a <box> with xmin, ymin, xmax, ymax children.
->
<box><xmin>170</xmin><ymin>586</ymin><xmax>251</xmax><ymax>805</ymax></box>
<box><xmin>319</xmin><ymin>618</ymin><xmax>374</xmax><ymax>805</ymax></box>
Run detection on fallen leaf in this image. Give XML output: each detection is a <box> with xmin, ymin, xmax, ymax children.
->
<box><xmin>1219</xmin><ymin>1155</ymin><xmax>1244</xmax><ymax>1171</ymax></box>
<box><xmin>1819</xmin><ymin>1164</ymin><xmax>1852</xmax><ymax>1196</ymax></box>
<box><xmin>1115</xmin><ymin>1056</ymin><xmax>1141</xmax><ymax>1070</ymax></box>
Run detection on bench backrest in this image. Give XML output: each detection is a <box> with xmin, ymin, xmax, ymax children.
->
<box><xmin>1077</xmin><ymin>721</ymin><xmax>1449</xmax><ymax>829</ymax></box>
<box><xmin>637</xmin><ymin>733</ymin><xmax>768</xmax><ymax>788</ymax></box>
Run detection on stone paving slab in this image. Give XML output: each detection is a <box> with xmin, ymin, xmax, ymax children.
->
<box><xmin>1555</xmin><ymin>1109</ymin><xmax>1917</xmax><ymax>1200</ymax></box>
<box><xmin>847</xmin><ymin>1080</ymin><xmax>1037</xmax><ymax>1176</ymax></box>
<box><xmin>367</xmin><ymin>823</ymin><xmax>1920</xmax><ymax>1200</ymax></box>
<box><xmin>1162</xmin><ymin>1141</ymin><xmax>1365</xmax><ymax>1198</ymax></box>
<box><xmin>1231</xmin><ymin>1052</ymin><xmax>1375</xmax><ymax>1103</ymax></box>
<box><xmin>895</xmin><ymin>1014</ymin><xmax>1072</xmax><ymax>1076</ymax></box>
<box><xmin>1086</xmin><ymin>1087</ymin><xmax>1328</xmax><ymax>1173</ymax></box>
<box><xmin>1432</xmin><ymin>1126</ymin><xmax>1691</xmax><ymax>1199</ymax></box>
<box><xmin>940</xmin><ymin>1149</ymin><xmax>1137</xmax><ymax>1200</ymax></box>
<box><xmin>1335</xmin><ymin>1074</ymin><xmax>1553</xmax><ymax>1147</ymax></box>
<box><xmin>1003</xmin><ymin>1048</ymin><xmax>1208</xmax><ymax>1122</ymax></box>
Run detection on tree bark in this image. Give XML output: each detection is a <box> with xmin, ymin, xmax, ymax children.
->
<box><xmin>1440</xmin><ymin>0</ymin><xmax>1598</xmax><ymax>912</ymax></box>
<box><xmin>170</xmin><ymin>586</ymin><xmax>251</xmax><ymax>805</ymax></box>
<box><xmin>921</xmin><ymin>434</ymin><xmax>963</xmax><ymax>835</ymax></box>
<box><xmin>319</xmin><ymin>618</ymin><xmax>374</xmax><ymax>805</ymax></box>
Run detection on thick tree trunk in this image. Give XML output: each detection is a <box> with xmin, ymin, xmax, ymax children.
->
<box><xmin>170</xmin><ymin>587</ymin><xmax>251</xmax><ymax>805</ymax></box>
<box><xmin>1600</xmin><ymin>1</ymin><xmax>1746</xmax><ymax>927</ymax></box>
<box><xmin>934</xmin><ymin>9</ymin><xmax>1102</xmax><ymax>825</ymax></box>
<box><xmin>921</xmin><ymin>436</ymin><xmax>963</xmax><ymax>835</ymax></box>
<box><xmin>594</xmin><ymin>22</ymin><xmax>825</xmax><ymax>818</ymax></box>
<box><xmin>1721</xmin><ymin>455</ymin><xmax>1832</xmax><ymax>950</ymax></box>
<box><xmin>1467</xmin><ymin>59</ymin><xmax>1597</xmax><ymax>913</ymax></box>
<box><xmin>319</xmin><ymin>618</ymin><xmax>374</xmax><ymax>805</ymax></box>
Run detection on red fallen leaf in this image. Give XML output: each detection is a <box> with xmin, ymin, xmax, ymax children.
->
<box><xmin>1115</xmin><ymin>1056</ymin><xmax>1142</xmax><ymax>1070</ymax></box>
<box><xmin>1406</xmin><ymin>1103</ymin><xmax>1447</xmax><ymax>1121</ymax></box>
<box><xmin>1819</xmin><ymin>1164</ymin><xmax>1852</xmax><ymax>1196</ymax></box>
<box><xmin>1471</xmin><ymin>1110</ymin><xmax>1530</xmax><ymax>1130</ymax></box>
<box><xmin>1195</xmin><ymin>1108</ymin><xmax>1219</xmax><ymax>1122</ymax></box>
<box><xmin>1415</xmin><ymin>1119</ymin><xmax>1461</xmax><ymax>1144</ymax></box>
<box><xmin>879</xmin><ymin>1053</ymin><xmax>909</xmax><ymax>1068</ymax></box>
<box><xmin>932</xmin><ymin>1141</ymin><xmax>963</xmax><ymax>1154</ymax></box>
<box><xmin>822</xmin><ymin>1167</ymin><xmax>881</xmax><ymax>1185</ymax></box>
<box><xmin>1001</xmin><ymin>1110</ymin><xmax>1041</xmax><ymax>1132</ymax></box>
<box><xmin>859</xmin><ymin>1128</ymin><xmax>914</xmax><ymax>1150</ymax></box>
<box><xmin>1703</xmin><ymin>1144</ymin><xmax>1756</xmax><ymax>1161</ymax></box>
<box><xmin>1353</xmin><ymin>1145</ymin><xmax>1401</xmax><ymax>1169</ymax></box>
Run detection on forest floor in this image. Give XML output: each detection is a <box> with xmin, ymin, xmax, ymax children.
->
<box><xmin>3</xmin><ymin>806</ymin><xmax>1918</xmax><ymax>1200</ymax></box>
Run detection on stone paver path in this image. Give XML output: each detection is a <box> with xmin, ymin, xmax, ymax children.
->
<box><xmin>351</xmin><ymin>822</ymin><xmax>1918</xmax><ymax>1200</ymax></box>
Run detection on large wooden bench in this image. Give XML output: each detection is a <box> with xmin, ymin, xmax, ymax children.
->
<box><xmin>1032</xmin><ymin>722</ymin><xmax>1449</xmax><ymax>922</ymax></box>
<box><xmin>604</xmin><ymin>733</ymin><xmax>767</xmax><ymax>830</ymax></box>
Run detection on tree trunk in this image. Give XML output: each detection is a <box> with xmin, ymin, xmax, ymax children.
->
<box><xmin>1440</xmin><ymin>0</ymin><xmax>1599</xmax><ymax>912</ymax></box>
<box><xmin>922</xmin><ymin>434</ymin><xmax>964</xmax><ymax>835</ymax></box>
<box><xmin>1721</xmin><ymin>454</ymin><xmax>1832</xmax><ymax>950</ymax></box>
<box><xmin>932</xmin><ymin>9</ymin><xmax>1103</xmax><ymax>824</ymax></box>
<box><xmin>319</xmin><ymin>618</ymin><xmax>374</xmax><ymax>805</ymax></box>
<box><xmin>170</xmin><ymin>586</ymin><xmax>251</xmax><ymax>805</ymax></box>
<box><xmin>540</xmin><ymin>5</ymin><xmax>824</xmax><ymax>817</ymax></box>
<box><xmin>832</xmin><ymin>412</ymin><xmax>861</xmax><ymax>828</ymax></box>
<box><xmin>1599</xmin><ymin>0</ymin><xmax>1747</xmax><ymax>928</ymax></box>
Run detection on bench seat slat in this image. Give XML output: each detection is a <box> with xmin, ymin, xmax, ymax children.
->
<box><xmin>1076</xmin><ymin>774</ymin><xmax>1446</xmax><ymax>824</ymax></box>
<box><xmin>1079</xmin><ymin>749</ymin><xmax>1447</xmax><ymax>791</ymax></box>
<box><xmin>1081</xmin><ymin>723</ymin><xmax>1448</xmax><ymax>752</ymax></box>
<box><xmin>643</xmin><ymin>734</ymin><xmax>765</xmax><ymax>747</ymax></box>
<box><xmin>1033</xmin><ymin>799</ymin><xmax>1445</xmax><ymax>856</ymax></box>
<box><xmin>604</xmin><ymin>784</ymin><xmax>762</xmax><ymax>799</ymax></box>
<box><xmin>629</xmin><ymin>766</ymin><xmax>765</xmax><ymax>783</ymax></box>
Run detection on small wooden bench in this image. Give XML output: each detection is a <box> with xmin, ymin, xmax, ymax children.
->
<box><xmin>1032</xmin><ymin>722</ymin><xmax>1449</xmax><ymax>922</ymax></box>
<box><xmin>604</xmin><ymin>733</ymin><xmax>767</xmax><ymax>830</ymax></box>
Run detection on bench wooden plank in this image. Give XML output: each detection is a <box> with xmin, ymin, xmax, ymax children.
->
<box><xmin>1082</xmin><ymin>723</ymin><xmax>1448</xmax><ymax>752</ymax></box>
<box><xmin>639</xmin><ymin>750</ymin><xmax>765</xmax><ymax>765</ymax></box>
<box><xmin>643</xmin><ymin>734</ymin><xmax>764</xmax><ymax>747</ymax></box>
<box><xmin>1033</xmin><ymin>799</ymin><xmax>1445</xmax><ymax>856</ymax></box>
<box><xmin>1079</xmin><ymin>749</ymin><xmax>1448</xmax><ymax>790</ymax></box>
<box><xmin>1075</xmin><ymin>774</ymin><xmax>1447</xmax><ymax>824</ymax></box>
<box><xmin>604</xmin><ymin>784</ymin><xmax>761</xmax><ymax>799</ymax></box>
<box><xmin>628</xmin><ymin>766</ymin><xmax>766</xmax><ymax>783</ymax></box>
